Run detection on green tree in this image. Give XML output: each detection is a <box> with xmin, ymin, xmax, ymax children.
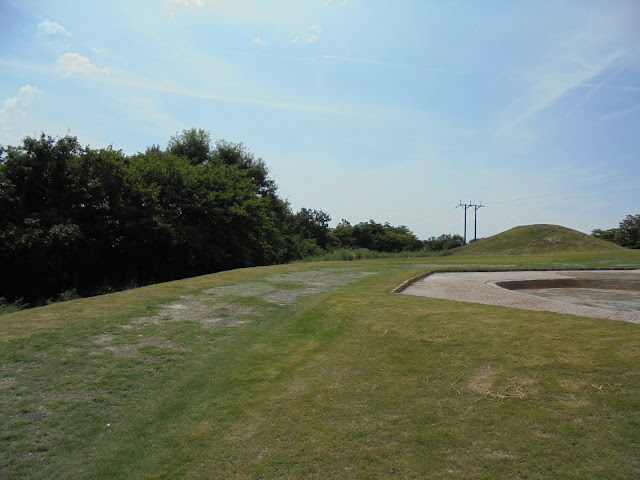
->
<box><xmin>376</xmin><ymin>223</ymin><xmax>423</xmax><ymax>252</ymax></box>
<box><xmin>424</xmin><ymin>234</ymin><xmax>464</xmax><ymax>251</ymax></box>
<box><xmin>292</xmin><ymin>208</ymin><xmax>332</xmax><ymax>250</ymax></box>
<box><xmin>331</xmin><ymin>219</ymin><xmax>354</xmax><ymax>249</ymax></box>
<box><xmin>591</xmin><ymin>228</ymin><xmax>618</xmax><ymax>242</ymax></box>
<box><xmin>345</xmin><ymin>220</ymin><xmax>422</xmax><ymax>252</ymax></box>
<box><xmin>0</xmin><ymin>130</ymin><xmax>298</xmax><ymax>304</ymax></box>
<box><xmin>167</xmin><ymin>128</ymin><xmax>212</xmax><ymax>165</ymax></box>
<box><xmin>70</xmin><ymin>146</ymin><xmax>130</xmax><ymax>290</ymax></box>
<box><xmin>212</xmin><ymin>141</ymin><xmax>275</xmax><ymax>196</ymax></box>
<box><xmin>0</xmin><ymin>134</ymin><xmax>86</xmax><ymax>301</ymax></box>
<box><xmin>617</xmin><ymin>214</ymin><xmax>640</xmax><ymax>248</ymax></box>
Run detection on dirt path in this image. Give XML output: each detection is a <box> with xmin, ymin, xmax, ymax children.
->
<box><xmin>401</xmin><ymin>270</ymin><xmax>640</xmax><ymax>323</ymax></box>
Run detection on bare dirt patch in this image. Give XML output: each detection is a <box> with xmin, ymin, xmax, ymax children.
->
<box><xmin>128</xmin><ymin>268</ymin><xmax>374</xmax><ymax>330</ymax></box>
<box><xmin>481</xmin><ymin>377</ymin><xmax>538</xmax><ymax>402</ymax></box>
<box><xmin>486</xmin><ymin>450</ymin><xmax>515</xmax><ymax>460</ymax></box>
<box><xmin>0</xmin><ymin>362</ymin><xmax>40</xmax><ymax>373</ymax></box>
<box><xmin>467</xmin><ymin>366</ymin><xmax>537</xmax><ymax>401</ymax></box>
<box><xmin>468</xmin><ymin>366</ymin><xmax>499</xmax><ymax>394</ymax></box>
<box><xmin>94</xmin><ymin>333</ymin><xmax>119</xmax><ymax>344</ymax></box>
<box><xmin>113</xmin><ymin>268</ymin><xmax>376</xmax><ymax>355</ymax></box>
<box><xmin>130</xmin><ymin>295</ymin><xmax>260</xmax><ymax>328</ymax></box>
<box><xmin>97</xmin><ymin>336</ymin><xmax>191</xmax><ymax>358</ymax></box>
<box><xmin>0</xmin><ymin>377</ymin><xmax>17</xmax><ymax>389</ymax></box>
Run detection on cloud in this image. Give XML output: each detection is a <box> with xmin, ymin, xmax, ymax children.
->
<box><xmin>602</xmin><ymin>102</ymin><xmax>640</xmax><ymax>122</ymax></box>
<box><xmin>302</xmin><ymin>55</ymin><xmax>394</xmax><ymax>67</ymax></box>
<box><xmin>0</xmin><ymin>85</ymin><xmax>40</xmax><ymax>123</ymax></box>
<box><xmin>293</xmin><ymin>25</ymin><xmax>322</xmax><ymax>44</ymax></box>
<box><xmin>115</xmin><ymin>74</ymin><xmax>336</xmax><ymax>115</ymax></box>
<box><xmin>512</xmin><ymin>53</ymin><xmax>622</xmax><ymax>128</ymax></box>
<box><xmin>165</xmin><ymin>0</ymin><xmax>206</xmax><ymax>16</ymax></box>
<box><xmin>115</xmin><ymin>94</ymin><xmax>180</xmax><ymax>133</ymax></box>
<box><xmin>495</xmin><ymin>3</ymin><xmax>638</xmax><ymax>136</ymax></box>
<box><xmin>315</xmin><ymin>0</ymin><xmax>348</xmax><ymax>6</ymax></box>
<box><xmin>251</xmin><ymin>37</ymin><xmax>265</xmax><ymax>47</ymax></box>
<box><xmin>37</xmin><ymin>19</ymin><xmax>71</xmax><ymax>36</ymax></box>
<box><xmin>165</xmin><ymin>0</ymin><xmax>261</xmax><ymax>19</ymax></box>
<box><xmin>57</xmin><ymin>52</ymin><xmax>110</xmax><ymax>76</ymax></box>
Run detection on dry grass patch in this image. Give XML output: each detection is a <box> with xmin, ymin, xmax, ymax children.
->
<box><xmin>557</xmin><ymin>378</ymin><xmax>587</xmax><ymax>392</ymax></box>
<box><xmin>0</xmin><ymin>377</ymin><xmax>17</xmax><ymax>389</ymax></box>
<box><xmin>467</xmin><ymin>365</ymin><xmax>499</xmax><ymax>394</ymax></box>
<box><xmin>482</xmin><ymin>376</ymin><xmax>538</xmax><ymax>402</ymax></box>
<box><xmin>128</xmin><ymin>295</ymin><xmax>259</xmax><ymax>328</ymax></box>
<box><xmin>559</xmin><ymin>394</ymin><xmax>592</xmax><ymax>408</ymax></box>
<box><xmin>124</xmin><ymin>268</ymin><xmax>374</xmax><ymax>331</ymax></box>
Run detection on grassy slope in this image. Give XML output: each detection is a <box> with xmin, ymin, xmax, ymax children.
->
<box><xmin>457</xmin><ymin>224</ymin><xmax>624</xmax><ymax>255</ymax></box>
<box><xmin>1</xmin><ymin>250</ymin><xmax>640</xmax><ymax>479</ymax></box>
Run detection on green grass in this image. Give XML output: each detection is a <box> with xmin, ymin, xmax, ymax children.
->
<box><xmin>1</xmin><ymin>252</ymin><xmax>640</xmax><ymax>478</ymax></box>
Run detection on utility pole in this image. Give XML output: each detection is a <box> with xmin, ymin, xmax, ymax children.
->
<box><xmin>472</xmin><ymin>203</ymin><xmax>484</xmax><ymax>241</ymax></box>
<box><xmin>457</xmin><ymin>201</ymin><xmax>484</xmax><ymax>244</ymax></box>
<box><xmin>457</xmin><ymin>201</ymin><xmax>472</xmax><ymax>244</ymax></box>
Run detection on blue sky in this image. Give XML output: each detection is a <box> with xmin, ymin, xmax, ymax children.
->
<box><xmin>1</xmin><ymin>0</ymin><xmax>639</xmax><ymax>240</ymax></box>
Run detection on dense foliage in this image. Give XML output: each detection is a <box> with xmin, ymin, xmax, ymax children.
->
<box><xmin>0</xmin><ymin>129</ymin><xmax>459</xmax><ymax>305</ymax></box>
<box><xmin>592</xmin><ymin>213</ymin><xmax>640</xmax><ymax>249</ymax></box>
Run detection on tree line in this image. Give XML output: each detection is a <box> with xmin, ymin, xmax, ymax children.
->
<box><xmin>0</xmin><ymin>129</ymin><xmax>463</xmax><ymax>305</ymax></box>
<box><xmin>592</xmin><ymin>214</ymin><xmax>640</xmax><ymax>249</ymax></box>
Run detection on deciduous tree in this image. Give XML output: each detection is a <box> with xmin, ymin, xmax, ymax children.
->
<box><xmin>167</xmin><ymin>128</ymin><xmax>212</xmax><ymax>165</ymax></box>
<box><xmin>617</xmin><ymin>214</ymin><xmax>640</xmax><ymax>248</ymax></box>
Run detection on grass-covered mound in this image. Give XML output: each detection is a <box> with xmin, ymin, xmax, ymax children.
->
<box><xmin>457</xmin><ymin>224</ymin><xmax>624</xmax><ymax>255</ymax></box>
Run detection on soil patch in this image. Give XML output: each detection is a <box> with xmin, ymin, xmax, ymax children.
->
<box><xmin>129</xmin><ymin>268</ymin><xmax>375</xmax><ymax>330</ymax></box>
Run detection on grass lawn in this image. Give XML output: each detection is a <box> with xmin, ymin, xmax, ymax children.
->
<box><xmin>1</xmin><ymin>251</ymin><xmax>640</xmax><ymax>478</ymax></box>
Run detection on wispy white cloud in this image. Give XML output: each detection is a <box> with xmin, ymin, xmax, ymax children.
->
<box><xmin>37</xmin><ymin>19</ymin><xmax>71</xmax><ymax>36</ymax></box>
<box><xmin>601</xmin><ymin>102</ymin><xmax>640</xmax><ymax>122</ymax></box>
<box><xmin>505</xmin><ymin>52</ymin><xmax>623</xmax><ymax>131</ymax></box>
<box><xmin>0</xmin><ymin>85</ymin><xmax>41</xmax><ymax>123</ymax></box>
<box><xmin>115</xmin><ymin>94</ymin><xmax>180</xmax><ymax>134</ymax></box>
<box><xmin>165</xmin><ymin>0</ymin><xmax>206</xmax><ymax>17</ymax></box>
<box><xmin>99</xmin><ymin>69</ymin><xmax>403</xmax><ymax>120</ymax></box>
<box><xmin>565</xmin><ymin>81</ymin><xmax>605</xmax><ymax>118</ymax></box>
<box><xmin>301</xmin><ymin>55</ymin><xmax>390</xmax><ymax>66</ymax></box>
<box><xmin>165</xmin><ymin>0</ymin><xmax>262</xmax><ymax>19</ymax></box>
<box><xmin>104</xmin><ymin>73</ymin><xmax>333</xmax><ymax>115</ymax></box>
<box><xmin>293</xmin><ymin>25</ymin><xmax>322</xmax><ymax>44</ymax></box>
<box><xmin>251</xmin><ymin>37</ymin><xmax>265</xmax><ymax>47</ymax></box>
<box><xmin>57</xmin><ymin>52</ymin><xmax>111</xmax><ymax>76</ymax></box>
<box><xmin>299</xmin><ymin>55</ymin><xmax>473</xmax><ymax>79</ymax></box>
<box><xmin>495</xmin><ymin>3</ymin><xmax>638</xmax><ymax>137</ymax></box>
<box><xmin>315</xmin><ymin>0</ymin><xmax>348</xmax><ymax>6</ymax></box>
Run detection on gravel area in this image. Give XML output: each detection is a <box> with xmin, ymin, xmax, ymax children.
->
<box><xmin>402</xmin><ymin>270</ymin><xmax>640</xmax><ymax>323</ymax></box>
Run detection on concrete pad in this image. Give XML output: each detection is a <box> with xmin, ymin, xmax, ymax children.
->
<box><xmin>401</xmin><ymin>270</ymin><xmax>640</xmax><ymax>323</ymax></box>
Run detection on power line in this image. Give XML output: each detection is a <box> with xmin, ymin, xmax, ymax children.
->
<box><xmin>485</xmin><ymin>176</ymin><xmax>640</xmax><ymax>207</ymax></box>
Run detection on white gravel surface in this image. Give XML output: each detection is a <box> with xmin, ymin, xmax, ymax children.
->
<box><xmin>402</xmin><ymin>270</ymin><xmax>640</xmax><ymax>323</ymax></box>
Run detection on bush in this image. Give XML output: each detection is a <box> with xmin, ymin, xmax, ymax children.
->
<box><xmin>0</xmin><ymin>297</ymin><xmax>25</xmax><ymax>315</ymax></box>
